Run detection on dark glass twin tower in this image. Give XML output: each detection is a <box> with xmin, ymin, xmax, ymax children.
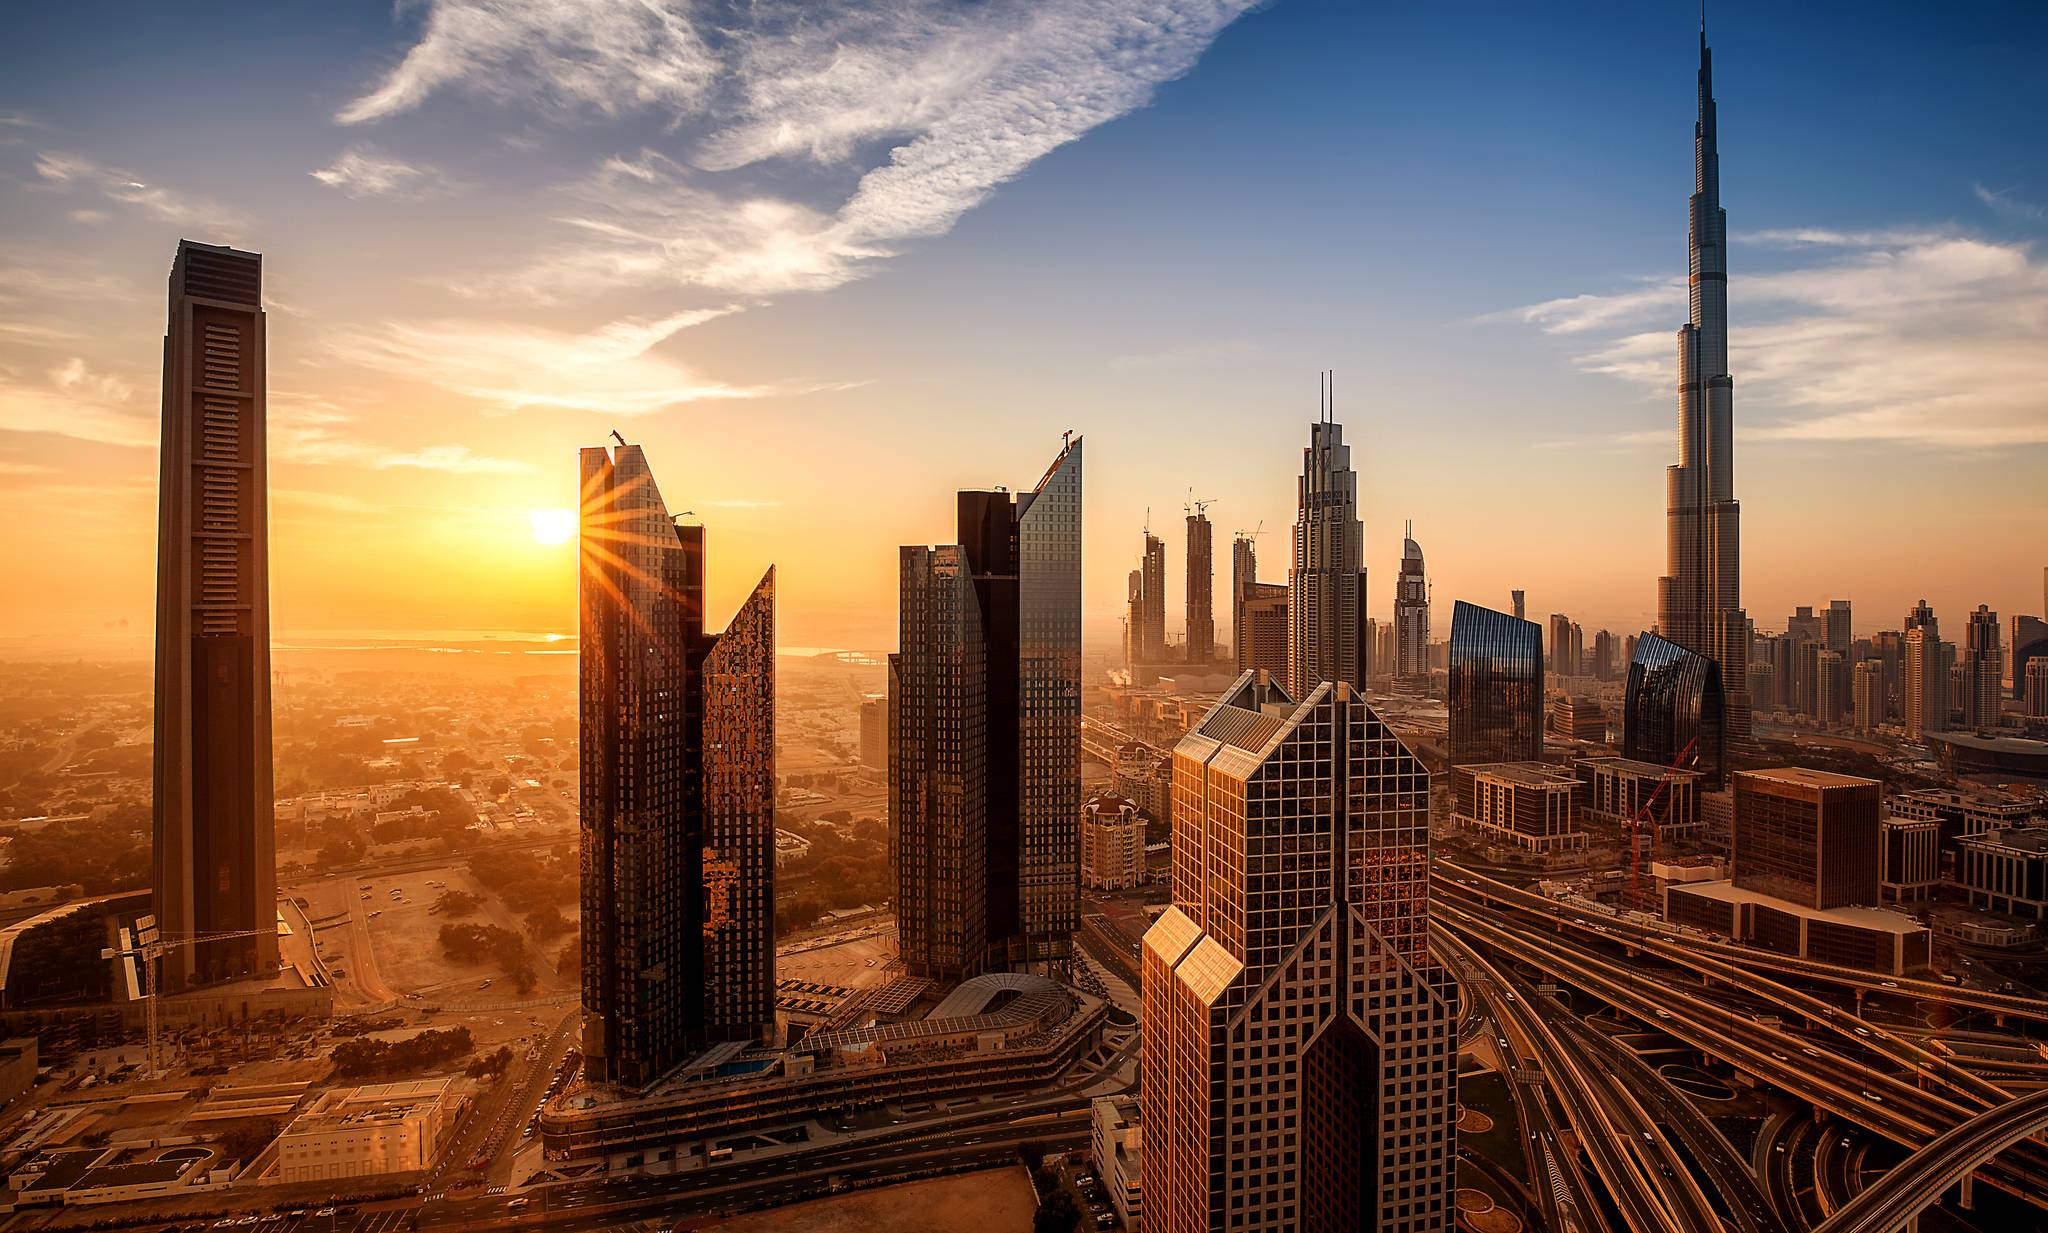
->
<box><xmin>892</xmin><ymin>438</ymin><xmax>1083</xmax><ymax>978</ymax></box>
<box><xmin>578</xmin><ymin>443</ymin><xmax>775</xmax><ymax>1087</ymax></box>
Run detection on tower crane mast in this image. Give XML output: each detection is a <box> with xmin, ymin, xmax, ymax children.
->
<box><xmin>103</xmin><ymin>918</ymin><xmax>274</xmax><ymax>1079</ymax></box>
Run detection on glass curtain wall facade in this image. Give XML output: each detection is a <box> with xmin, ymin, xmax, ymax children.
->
<box><xmin>153</xmin><ymin>240</ymin><xmax>280</xmax><ymax>989</ymax></box>
<box><xmin>1657</xmin><ymin>30</ymin><xmax>1752</xmax><ymax>744</ymax></box>
<box><xmin>1141</xmin><ymin>672</ymin><xmax>1455</xmax><ymax>1233</ymax></box>
<box><xmin>1623</xmin><ymin>631</ymin><xmax>1726</xmax><ymax>790</ymax></box>
<box><xmin>890</xmin><ymin>546</ymin><xmax>989</xmax><ymax>980</ymax></box>
<box><xmin>1447</xmin><ymin>601</ymin><xmax>1544</xmax><ymax>766</ymax></box>
<box><xmin>579</xmin><ymin>443</ymin><xmax>776</xmax><ymax>1088</ymax></box>
<box><xmin>897</xmin><ymin>438</ymin><xmax>1082</xmax><ymax>975</ymax></box>
<box><xmin>1012</xmin><ymin>438</ymin><xmax>1084</xmax><ymax>966</ymax></box>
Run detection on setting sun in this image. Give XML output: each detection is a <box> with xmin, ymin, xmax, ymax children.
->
<box><xmin>528</xmin><ymin>507</ymin><xmax>576</xmax><ymax>546</ymax></box>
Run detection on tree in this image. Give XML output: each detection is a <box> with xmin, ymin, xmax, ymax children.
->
<box><xmin>1034</xmin><ymin>1189</ymin><xmax>1082</xmax><ymax>1233</ymax></box>
<box><xmin>466</xmin><ymin>1046</ymin><xmax>514</xmax><ymax>1078</ymax></box>
<box><xmin>524</xmin><ymin>904</ymin><xmax>569</xmax><ymax>939</ymax></box>
<box><xmin>434</xmin><ymin>889</ymin><xmax>481</xmax><ymax>916</ymax></box>
<box><xmin>331</xmin><ymin>1027</ymin><xmax>474</xmax><ymax>1077</ymax></box>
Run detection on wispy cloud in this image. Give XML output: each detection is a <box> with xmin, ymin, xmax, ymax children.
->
<box><xmin>0</xmin><ymin>257</ymin><xmax>143</xmax><ymax>309</ymax></box>
<box><xmin>326</xmin><ymin>308</ymin><xmax>758</xmax><ymax>414</ymax></box>
<box><xmin>1477</xmin><ymin>278</ymin><xmax>1684</xmax><ymax>336</ymax></box>
<box><xmin>1974</xmin><ymin>183</ymin><xmax>2047</xmax><ymax>223</ymax></box>
<box><xmin>32</xmin><ymin>152</ymin><xmax>245</xmax><ymax>231</ymax></box>
<box><xmin>351</xmin><ymin>0</ymin><xmax>1257</xmax><ymax>302</ymax></box>
<box><xmin>272</xmin><ymin>393</ymin><xmax>533</xmax><ymax>473</ymax></box>
<box><xmin>337</xmin><ymin>0</ymin><xmax>717</xmax><ymax>126</ymax></box>
<box><xmin>0</xmin><ymin>358</ymin><xmax>151</xmax><ymax>447</ymax></box>
<box><xmin>311</xmin><ymin>145</ymin><xmax>446</xmax><ymax>199</ymax></box>
<box><xmin>1489</xmin><ymin>227</ymin><xmax>2048</xmax><ymax>448</ymax></box>
<box><xmin>377</xmin><ymin>444</ymin><xmax>531</xmax><ymax>473</ymax></box>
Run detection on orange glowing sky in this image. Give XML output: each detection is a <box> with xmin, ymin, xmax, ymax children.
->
<box><xmin>2</xmin><ymin>3</ymin><xmax>2044</xmax><ymax>656</ymax></box>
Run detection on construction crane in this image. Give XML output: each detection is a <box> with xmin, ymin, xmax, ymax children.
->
<box><xmin>1185</xmin><ymin>490</ymin><xmax>1216</xmax><ymax>519</ymax></box>
<box><xmin>102</xmin><ymin>917</ymin><xmax>273</xmax><ymax>1079</ymax></box>
<box><xmin>1623</xmin><ymin>737</ymin><xmax>1698</xmax><ymax>906</ymax></box>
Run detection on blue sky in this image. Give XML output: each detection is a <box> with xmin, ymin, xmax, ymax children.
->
<box><xmin>1</xmin><ymin>0</ymin><xmax>2043</xmax><ymax>650</ymax></box>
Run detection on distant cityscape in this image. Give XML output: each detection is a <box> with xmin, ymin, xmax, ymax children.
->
<box><xmin>0</xmin><ymin>16</ymin><xmax>2046</xmax><ymax>1233</ymax></box>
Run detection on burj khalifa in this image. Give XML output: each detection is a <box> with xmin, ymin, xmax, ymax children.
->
<box><xmin>1656</xmin><ymin>22</ymin><xmax>1751</xmax><ymax>743</ymax></box>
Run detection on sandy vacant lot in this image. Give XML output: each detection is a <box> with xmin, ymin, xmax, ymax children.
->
<box><xmin>700</xmin><ymin>1168</ymin><xmax>1034</xmax><ymax>1233</ymax></box>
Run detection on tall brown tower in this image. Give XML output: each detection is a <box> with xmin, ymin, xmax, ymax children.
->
<box><xmin>153</xmin><ymin>240</ymin><xmax>279</xmax><ymax>989</ymax></box>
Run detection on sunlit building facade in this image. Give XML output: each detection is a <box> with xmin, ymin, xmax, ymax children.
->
<box><xmin>1656</xmin><ymin>30</ymin><xmax>1752</xmax><ymax>745</ymax></box>
<box><xmin>1080</xmin><ymin>794</ymin><xmax>1147</xmax><ymax>891</ymax></box>
<box><xmin>1963</xmin><ymin>605</ymin><xmax>2002</xmax><ymax>729</ymax></box>
<box><xmin>1904</xmin><ymin>601</ymin><xmax>1947</xmax><ymax>742</ymax></box>
<box><xmin>1732</xmin><ymin>768</ymin><xmax>1880</xmax><ymax>910</ymax></box>
<box><xmin>579</xmin><ymin>442</ymin><xmax>776</xmax><ymax>1087</ymax></box>
<box><xmin>896</xmin><ymin>438</ymin><xmax>1083</xmax><ymax>975</ymax></box>
<box><xmin>1288</xmin><ymin>377</ymin><xmax>1369</xmax><ymax>697</ymax></box>
<box><xmin>153</xmin><ymin>240</ymin><xmax>280</xmax><ymax>990</ymax></box>
<box><xmin>1447</xmin><ymin>601</ymin><xmax>1544</xmax><ymax>766</ymax></box>
<box><xmin>1393</xmin><ymin>527</ymin><xmax>1429</xmax><ymax>681</ymax></box>
<box><xmin>1623</xmin><ymin>631</ymin><xmax>1726</xmax><ymax>790</ymax></box>
<box><xmin>1141</xmin><ymin>672</ymin><xmax>1455</xmax><ymax>1233</ymax></box>
<box><xmin>1237</xmin><ymin>582</ymin><xmax>1290</xmax><ymax>680</ymax></box>
<box><xmin>1231</xmin><ymin>533</ymin><xmax>1258</xmax><ymax>661</ymax></box>
<box><xmin>1140</xmin><ymin>531</ymin><xmax>1167</xmax><ymax>664</ymax></box>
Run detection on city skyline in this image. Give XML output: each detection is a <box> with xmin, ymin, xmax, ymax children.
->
<box><xmin>5</xmin><ymin>8</ymin><xmax>2048</xmax><ymax>1231</ymax></box>
<box><xmin>3</xmin><ymin>2</ymin><xmax>2045</xmax><ymax>653</ymax></box>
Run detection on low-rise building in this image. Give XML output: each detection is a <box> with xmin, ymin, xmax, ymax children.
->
<box><xmin>1452</xmin><ymin>762</ymin><xmax>1588</xmax><ymax>853</ymax></box>
<box><xmin>1548</xmin><ymin>695</ymin><xmax>1607</xmax><ymax>744</ymax></box>
<box><xmin>1957</xmin><ymin>827</ymin><xmax>2048</xmax><ymax>921</ymax></box>
<box><xmin>1575</xmin><ymin>756</ymin><xmax>1703</xmax><ymax>843</ymax></box>
<box><xmin>1091</xmin><ymin>1094</ymin><xmax>1142</xmax><ymax>1230</ymax></box>
<box><xmin>1890</xmin><ymin>786</ymin><xmax>2042</xmax><ymax>878</ymax></box>
<box><xmin>1880</xmin><ymin>816</ymin><xmax>1940</xmax><ymax>904</ymax></box>
<box><xmin>540</xmin><ymin>975</ymin><xmax>1106</xmax><ymax>1168</ymax></box>
<box><xmin>1080</xmin><ymin>795</ymin><xmax>1146</xmax><ymax>891</ymax></box>
<box><xmin>1663</xmin><ymin>880</ymin><xmax>1931</xmax><ymax>974</ymax></box>
<box><xmin>275</xmin><ymin>1078</ymin><xmax>460</xmax><ymax>1184</ymax></box>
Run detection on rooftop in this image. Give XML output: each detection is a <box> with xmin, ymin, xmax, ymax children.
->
<box><xmin>1577</xmin><ymin>755</ymin><xmax>1704</xmax><ymax>781</ymax></box>
<box><xmin>1958</xmin><ymin>826</ymin><xmax>2048</xmax><ymax>855</ymax></box>
<box><xmin>1740</xmin><ymin>766</ymin><xmax>1878</xmax><ymax>791</ymax></box>
<box><xmin>1462</xmin><ymin>761</ymin><xmax>1581</xmax><ymax>789</ymax></box>
<box><xmin>1670</xmin><ymin>880</ymin><xmax>1928</xmax><ymax>936</ymax></box>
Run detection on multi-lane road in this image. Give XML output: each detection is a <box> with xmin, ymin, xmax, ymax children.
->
<box><xmin>1433</xmin><ymin>867</ymin><xmax>2048</xmax><ymax>1229</ymax></box>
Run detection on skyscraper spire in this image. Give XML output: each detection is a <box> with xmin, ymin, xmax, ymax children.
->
<box><xmin>1657</xmin><ymin>18</ymin><xmax>1751</xmax><ymax>743</ymax></box>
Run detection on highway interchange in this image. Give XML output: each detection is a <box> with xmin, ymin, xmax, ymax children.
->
<box><xmin>1431</xmin><ymin>860</ymin><xmax>2048</xmax><ymax>1232</ymax></box>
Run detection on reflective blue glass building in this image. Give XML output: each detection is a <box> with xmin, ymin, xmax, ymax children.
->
<box><xmin>1623</xmin><ymin>631</ymin><xmax>1726</xmax><ymax>790</ymax></box>
<box><xmin>1447</xmin><ymin>601</ymin><xmax>1544</xmax><ymax>766</ymax></box>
